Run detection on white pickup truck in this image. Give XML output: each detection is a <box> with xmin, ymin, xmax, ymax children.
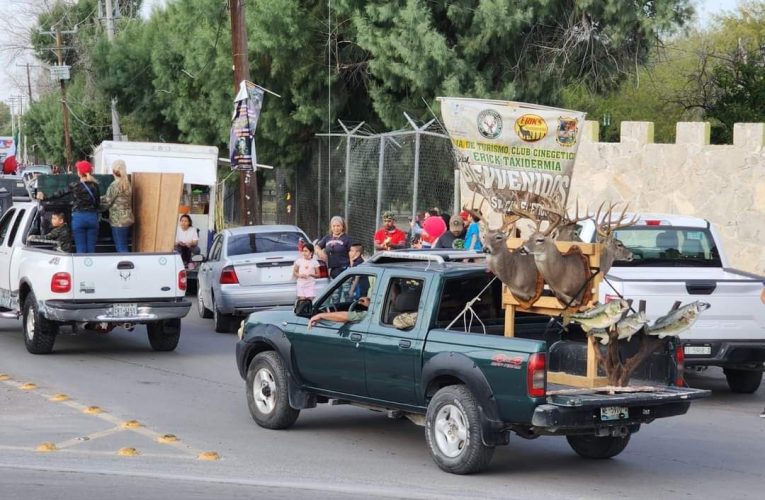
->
<box><xmin>0</xmin><ymin>201</ymin><xmax>191</xmax><ymax>354</ymax></box>
<box><xmin>580</xmin><ymin>213</ymin><xmax>765</xmax><ymax>393</ymax></box>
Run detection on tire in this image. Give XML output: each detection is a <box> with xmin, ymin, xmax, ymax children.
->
<box><xmin>197</xmin><ymin>288</ymin><xmax>213</xmax><ymax>319</ymax></box>
<box><xmin>724</xmin><ymin>368</ymin><xmax>763</xmax><ymax>394</ymax></box>
<box><xmin>246</xmin><ymin>351</ymin><xmax>300</xmax><ymax>429</ymax></box>
<box><xmin>213</xmin><ymin>297</ymin><xmax>235</xmax><ymax>333</ymax></box>
<box><xmin>566</xmin><ymin>433</ymin><xmax>631</xmax><ymax>459</ymax></box>
<box><xmin>147</xmin><ymin>318</ymin><xmax>181</xmax><ymax>352</ymax></box>
<box><xmin>425</xmin><ymin>385</ymin><xmax>495</xmax><ymax>474</ymax></box>
<box><xmin>22</xmin><ymin>292</ymin><xmax>58</xmax><ymax>355</ymax></box>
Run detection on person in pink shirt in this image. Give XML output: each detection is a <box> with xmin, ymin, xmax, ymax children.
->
<box><xmin>293</xmin><ymin>242</ymin><xmax>321</xmax><ymax>300</ymax></box>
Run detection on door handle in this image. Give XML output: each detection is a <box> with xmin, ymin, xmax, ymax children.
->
<box><xmin>350</xmin><ymin>333</ymin><xmax>362</xmax><ymax>342</ymax></box>
<box><xmin>399</xmin><ymin>340</ymin><xmax>411</xmax><ymax>348</ymax></box>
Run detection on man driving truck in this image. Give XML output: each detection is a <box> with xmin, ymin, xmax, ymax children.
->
<box><xmin>308</xmin><ymin>296</ymin><xmax>370</xmax><ymax>329</ymax></box>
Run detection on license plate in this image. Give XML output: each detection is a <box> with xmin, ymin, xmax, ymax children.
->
<box><xmin>684</xmin><ymin>346</ymin><xmax>711</xmax><ymax>355</ymax></box>
<box><xmin>600</xmin><ymin>406</ymin><xmax>629</xmax><ymax>421</ymax></box>
<box><xmin>110</xmin><ymin>303</ymin><xmax>138</xmax><ymax>317</ymax></box>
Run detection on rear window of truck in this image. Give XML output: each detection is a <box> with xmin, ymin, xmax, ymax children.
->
<box><xmin>436</xmin><ymin>275</ymin><xmax>503</xmax><ymax>329</ymax></box>
<box><xmin>613</xmin><ymin>227</ymin><xmax>722</xmax><ymax>267</ymax></box>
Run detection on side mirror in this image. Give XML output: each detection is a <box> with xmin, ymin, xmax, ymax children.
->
<box><xmin>294</xmin><ymin>298</ymin><xmax>313</xmax><ymax>318</ymax></box>
<box><xmin>191</xmin><ymin>254</ymin><xmax>205</xmax><ymax>263</ymax></box>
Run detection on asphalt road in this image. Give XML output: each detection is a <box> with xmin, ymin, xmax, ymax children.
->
<box><xmin>0</xmin><ymin>304</ymin><xmax>763</xmax><ymax>499</ymax></box>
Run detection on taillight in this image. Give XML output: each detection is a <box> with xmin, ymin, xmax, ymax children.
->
<box><xmin>178</xmin><ymin>270</ymin><xmax>187</xmax><ymax>291</ymax></box>
<box><xmin>527</xmin><ymin>353</ymin><xmax>546</xmax><ymax>397</ymax></box>
<box><xmin>220</xmin><ymin>266</ymin><xmax>239</xmax><ymax>284</ymax></box>
<box><xmin>604</xmin><ymin>294</ymin><xmax>619</xmax><ymax>303</ymax></box>
<box><xmin>51</xmin><ymin>272</ymin><xmax>71</xmax><ymax>293</ymax></box>
<box><xmin>645</xmin><ymin>219</ymin><xmax>661</xmax><ymax>226</ymax></box>
<box><xmin>674</xmin><ymin>344</ymin><xmax>685</xmax><ymax>387</ymax></box>
<box><xmin>317</xmin><ymin>263</ymin><xmax>329</xmax><ymax>279</ymax></box>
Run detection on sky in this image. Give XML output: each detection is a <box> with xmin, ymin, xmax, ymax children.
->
<box><xmin>0</xmin><ymin>0</ymin><xmax>752</xmax><ymax>112</ymax></box>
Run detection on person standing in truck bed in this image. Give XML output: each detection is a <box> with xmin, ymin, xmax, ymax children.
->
<box><xmin>100</xmin><ymin>159</ymin><xmax>134</xmax><ymax>252</ymax></box>
<box><xmin>36</xmin><ymin>160</ymin><xmax>101</xmax><ymax>253</ymax></box>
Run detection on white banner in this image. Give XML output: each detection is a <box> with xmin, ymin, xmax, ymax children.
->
<box><xmin>440</xmin><ymin>97</ymin><xmax>585</xmax><ymax>217</ymax></box>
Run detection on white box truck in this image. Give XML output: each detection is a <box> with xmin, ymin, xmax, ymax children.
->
<box><xmin>92</xmin><ymin>141</ymin><xmax>219</xmax><ymax>256</ymax></box>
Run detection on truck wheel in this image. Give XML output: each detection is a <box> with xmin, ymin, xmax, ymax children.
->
<box><xmin>246</xmin><ymin>351</ymin><xmax>300</xmax><ymax>429</ymax></box>
<box><xmin>22</xmin><ymin>293</ymin><xmax>58</xmax><ymax>355</ymax></box>
<box><xmin>724</xmin><ymin>368</ymin><xmax>763</xmax><ymax>393</ymax></box>
<box><xmin>147</xmin><ymin>319</ymin><xmax>181</xmax><ymax>352</ymax></box>
<box><xmin>425</xmin><ymin>385</ymin><xmax>494</xmax><ymax>474</ymax></box>
<box><xmin>566</xmin><ymin>434</ymin><xmax>631</xmax><ymax>459</ymax></box>
<box><xmin>197</xmin><ymin>289</ymin><xmax>213</xmax><ymax>319</ymax></box>
<box><xmin>213</xmin><ymin>298</ymin><xmax>235</xmax><ymax>333</ymax></box>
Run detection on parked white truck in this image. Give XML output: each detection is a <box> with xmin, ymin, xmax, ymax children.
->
<box><xmin>580</xmin><ymin>213</ymin><xmax>765</xmax><ymax>393</ymax></box>
<box><xmin>0</xmin><ymin>201</ymin><xmax>191</xmax><ymax>354</ymax></box>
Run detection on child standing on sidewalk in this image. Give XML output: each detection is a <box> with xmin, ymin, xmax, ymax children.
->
<box><xmin>293</xmin><ymin>242</ymin><xmax>320</xmax><ymax>300</ymax></box>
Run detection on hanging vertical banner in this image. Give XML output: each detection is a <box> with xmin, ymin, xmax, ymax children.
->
<box><xmin>229</xmin><ymin>81</ymin><xmax>265</xmax><ymax>171</ymax></box>
<box><xmin>439</xmin><ymin>97</ymin><xmax>585</xmax><ymax>217</ymax></box>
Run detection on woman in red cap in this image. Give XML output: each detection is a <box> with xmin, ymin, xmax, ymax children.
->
<box><xmin>37</xmin><ymin>160</ymin><xmax>101</xmax><ymax>253</ymax></box>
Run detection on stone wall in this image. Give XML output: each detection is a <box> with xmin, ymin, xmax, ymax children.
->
<box><xmin>572</xmin><ymin>121</ymin><xmax>764</xmax><ymax>275</ymax></box>
<box><xmin>461</xmin><ymin>120</ymin><xmax>765</xmax><ymax>275</ymax></box>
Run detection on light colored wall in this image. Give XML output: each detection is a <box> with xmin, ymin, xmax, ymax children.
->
<box><xmin>572</xmin><ymin>121</ymin><xmax>764</xmax><ymax>275</ymax></box>
<box><xmin>461</xmin><ymin>120</ymin><xmax>765</xmax><ymax>275</ymax></box>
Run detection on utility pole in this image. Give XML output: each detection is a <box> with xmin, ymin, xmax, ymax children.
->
<box><xmin>15</xmin><ymin>63</ymin><xmax>37</xmax><ymax>101</ymax></box>
<box><xmin>55</xmin><ymin>28</ymin><xmax>73</xmax><ymax>171</ymax></box>
<box><xmin>230</xmin><ymin>0</ymin><xmax>259</xmax><ymax>226</ymax></box>
<box><xmin>104</xmin><ymin>0</ymin><xmax>122</xmax><ymax>141</ymax></box>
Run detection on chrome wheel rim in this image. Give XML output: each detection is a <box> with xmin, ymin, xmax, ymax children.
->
<box><xmin>25</xmin><ymin>310</ymin><xmax>35</xmax><ymax>341</ymax></box>
<box><xmin>253</xmin><ymin>368</ymin><xmax>276</xmax><ymax>415</ymax></box>
<box><xmin>434</xmin><ymin>404</ymin><xmax>468</xmax><ymax>458</ymax></box>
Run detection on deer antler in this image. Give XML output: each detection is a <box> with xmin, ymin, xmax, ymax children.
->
<box><xmin>596</xmin><ymin>202</ymin><xmax>639</xmax><ymax>239</ymax></box>
<box><xmin>565</xmin><ymin>198</ymin><xmax>591</xmax><ymax>226</ymax></box>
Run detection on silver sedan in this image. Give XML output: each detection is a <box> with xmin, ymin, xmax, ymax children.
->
<box><xmin>196</xmin><ymin>225</ymin><xmax>328</xmax><ymax>332</ymax></box>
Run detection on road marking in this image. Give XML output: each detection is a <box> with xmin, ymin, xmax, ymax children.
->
<box><xmin>35</xmin><ymin>442</ymin><xmax>57</xmax><ymax>452</ymax></box>
<box><xmin>117</xmin><ymin>447</ymin><xmax>140</xmax><ymax>457</ymax></box>
<box><xmin>0</xmin><ymin>373</ymin><xmax>221</xmax><ymax>460</ymax></box>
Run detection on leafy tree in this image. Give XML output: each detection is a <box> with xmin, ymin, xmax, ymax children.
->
<box><xmin>0</xmin><ymin>102</ymin><xmax>11</xmax><ymax>136</ymax></box>
<box><xmin>707</xmin><ymin>51</ymin><xmax>765</xmax><ymax>143</ymax></box>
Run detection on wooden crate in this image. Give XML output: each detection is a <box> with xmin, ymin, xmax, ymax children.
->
<box><xmin>502</xmin><ymin>237</ymin><xmax>608</xmax><ymax>387</ymax></box>
<box><xmin>132</xmin><ymin>172</ymin><xmax>184</xmax><ymax>253</ymax></box>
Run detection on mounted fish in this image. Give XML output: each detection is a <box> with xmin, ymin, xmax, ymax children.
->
<box><xmin>615</xmin><ymin>311</ymin><xmax>649</xmax><ymax>342</ymax></box>
<box><xmin>647</xmin><ymin>301</ymin><xmax>711</xmax><ymax>339</ymax></box>
<box><xmin>590</xmin><ymin>329</ymin><xmax>611</xmax><ymax>345</ymax></box>
<box><xmin>563</xmin><ymin>299</ymin><xmax>630</xmax><ymax>332</ymax></box>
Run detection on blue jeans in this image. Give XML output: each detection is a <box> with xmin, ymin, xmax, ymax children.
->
<box><xmin>111</xmin><ymin>225</ymin><xmax>131</xmax><ymax>253</ymax></box>
<box><xmin>71</xmin><ymin>211</ymin><xmax>99</xmax><ymax>253</ymax></box>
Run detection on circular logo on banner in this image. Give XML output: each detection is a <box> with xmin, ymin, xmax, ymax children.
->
<box><xmin>556</xmin><ymin>117</ymin><xmax>579</xmax><ymax>146</ymax></box>
<box><xmin>514</xmin><ymin>114</ymin><xmax>548</xmax><ymax>142</ymax></box>
<box><xmin>84</xmin><ymin>258</ymin><xmax>93</xmax><ymax>267</ymax></box>
<box><xmin>159</xmin><ymin>257</ymin><xmax>168</xmax><ymax>266</ymax></box>
<box><xmin>477</xmin><ymin>109</ymin><xmax>503</xmax><ymax>139</ymax></box>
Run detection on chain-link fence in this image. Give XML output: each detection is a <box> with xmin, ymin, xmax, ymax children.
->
<box><xmin>218</xmin><ymin>117</ymin><xmax>458</xmax><ymax>250</ymax></box>
<box><xmin>299</xmin><ymin>118</ymin><xmax>457</xmax><ymax>249</ymax></box>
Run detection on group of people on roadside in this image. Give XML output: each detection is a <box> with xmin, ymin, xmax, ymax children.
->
<box><xmin>32</xmin><ymin>159</ymin><xmax>134</xmax><ymax>254</ymax></box>
<box><xmin>378</xmin><ymin>208</ymin><xmax>483</xmax><ymax>252</ymax></box>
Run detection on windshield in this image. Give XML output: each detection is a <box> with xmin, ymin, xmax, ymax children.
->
<box><xmin>227</xmin><ymin>231</ymin><xmax>303</xmax><ymax>256</ymax></box>
<box><xmin>612</xmin><ymin>227</ymin><xmax>722</xmax><ymax>267</ymax></box>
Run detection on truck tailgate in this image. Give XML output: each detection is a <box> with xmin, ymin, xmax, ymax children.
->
<box><xmin>545</xmin><ymin>385</ymin><xmax>710</xmax><ymax>409</ymax></box>
<box><xmin>531</xmin><ymin>386</ymin><xmax>710</xmax><ymax>430</ymax></box>
<box><xmin>605</xmin><ymin>268</ymin><xmax>765</xmax><ymax>341</ymax></box>
<box><xmin>72</xmin><ymin>254</ymin><xmax>181</xmax><ymax>300</ymax></box>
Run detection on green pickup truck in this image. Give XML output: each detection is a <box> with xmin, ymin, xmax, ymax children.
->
<box><xmin>235</xmin><ymin>251</ymin><xmax>709</xmax><ymax>474</ymax></box>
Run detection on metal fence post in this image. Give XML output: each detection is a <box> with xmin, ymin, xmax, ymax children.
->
<box><xmin>375</xmin><ymin>135</ymin><xmax>385</xmax><ymax>228</ymax></box>
<box><xmin>339</xmin><ymin>121</ymin><xmax>364</xmax><ymax>227</ymax></box>
<box><xmin>317</xmin><ymin>143</ymin><xmax>322</xmax><ymax>234</ymax></box>
<box><xmin>453</xmin><ymin>169</ymin><xmax>460</xmax><ymax>214</ymax></box>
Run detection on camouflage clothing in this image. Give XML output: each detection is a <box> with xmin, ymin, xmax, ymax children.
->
<box><xmin>29</xmin><ymin>223</ymin><xmax>73</xmax><ymax>253</ymax></box>
<box><xmin>100</xmin><ymin>181</ymin><xmax>134</xmax><ymax>227</ymax></box>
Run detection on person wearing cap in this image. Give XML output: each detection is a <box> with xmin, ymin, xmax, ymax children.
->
<box><xmin>433</xmin><ymin>215</ymin><xmax>467</xmax><ymax>249</ymax></box>
<box><xmin>36</xmin><ymin>160</ymin><xmax>101</xmax><ymax>253</ymax></box>
<box><xmin>374</xmin><ymin>211</ymin><xmax>407</xmax><ymax>252</ymax></box>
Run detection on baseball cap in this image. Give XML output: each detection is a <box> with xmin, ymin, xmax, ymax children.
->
<box><xmin>449</xmin><ymin>215</ymin><xmax>464</xmax><ymax>228</ymax></box>
<box><xmin>382</xmin><ymin>211</ymin><xmax>395</xmax><ymax>220</ymax></box>
<box><xmin>75</xmin><ymin>160</ymin><xmax>92</xmax><ymax>175</ymax></box>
